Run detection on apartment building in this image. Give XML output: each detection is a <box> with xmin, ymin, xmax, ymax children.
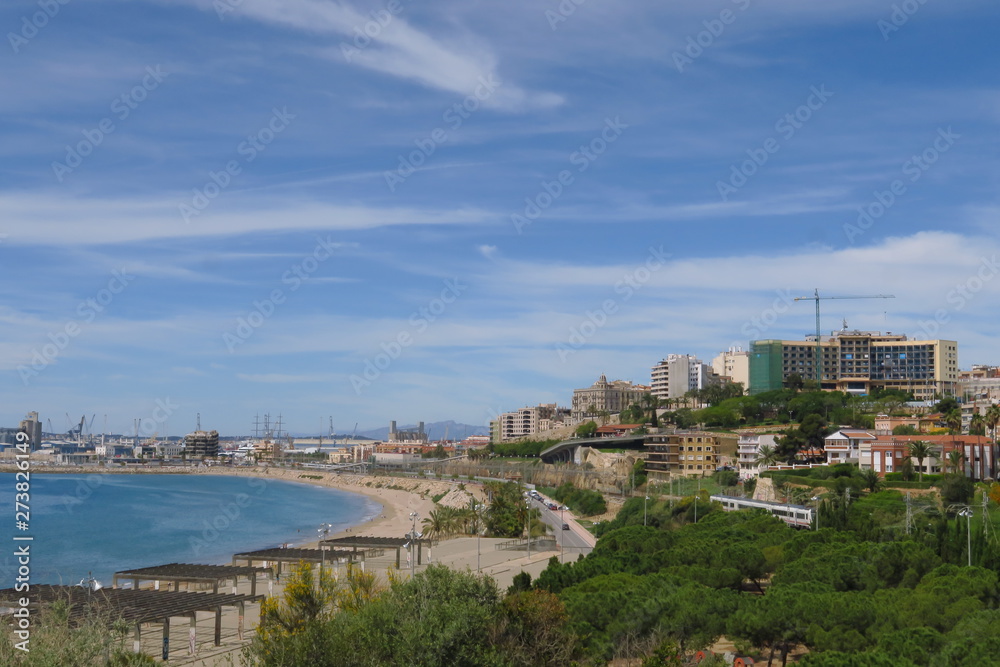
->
<box><xmin>493</xmin><ymin>403</ymin><xmax>570</xmax><ymax>442</ymax></box>
<box><xmin>571</xmin><ymin>375</ymin><xmax>648</xmax><ymax>423</ymax></box>
<box><xmin>870</xmin><ymin>435</ymin><xmax>996</xmax><ymax>480</ymax></box>
<box><xmin>651</xmin><ymin>354</ymin><xmax>719</xmax><ymax>401</ymax></box>
<box><xmin>736</xmin><ymin>433</ymin><xmax>778</xmax><ymax>479</ymax></box>
<box><xmin>644</xmin><ymin>432</ymin><xmax>721</xmax><ymax>479</ymax></box>
<box><xmin>749</xmin><ymin>330</ymin><xmax>958</xmax><ymax>399</ymax></box>
<box><xmin>712</xmin><ymin>347</ymin><xmax>750</xmax><ymax>391</ymax></box>
<box><xmin>822</xmin><ymin>430</ymin><xmax>997</xmax><ymax>480</ymax></box>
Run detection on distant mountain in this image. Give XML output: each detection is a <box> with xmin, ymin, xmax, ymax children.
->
<box><xmin>358</xmin><ymin>420</ymin><xmax>488</xmax><ymax>441</ymax></box>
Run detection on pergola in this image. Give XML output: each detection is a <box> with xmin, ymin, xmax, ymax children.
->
<box><xmin>0</xmin><ymin>584</ymin><xmax>263</xmax><ymax>660</ymax></box>
<box><xmin>112</xmin><ymin>562</ymin><xmax>271</xmax><ymax>596</ymax></box>
<box><xmin>231</xmin><ymin>546</ymin><xmax>361</xmax><ymax>579</ymax></box>
<box><xmin>320</xmin><ymin>536</ymin><xmax>432</xmax><ymax>569</ymax></box>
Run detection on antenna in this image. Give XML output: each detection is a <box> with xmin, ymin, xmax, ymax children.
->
<box><xmin>196</xmin><ymin>412</ymin><xmax>201</xmax><ymax>431</ymax></box>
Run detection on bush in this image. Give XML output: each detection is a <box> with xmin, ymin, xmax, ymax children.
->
<box><xmin>940</xmin><ymin>473</ymin><xmax>974</xmax><ymax>504</ymax></box>
<box><xmin>551</xmin><ymin>483</ymin><xmax>607</xmax><ymax>517</ymax></box>
<box><xmin>713</xmin><ymin>469</ymin><xmax>739</xmax><ymax>487</ymax></box>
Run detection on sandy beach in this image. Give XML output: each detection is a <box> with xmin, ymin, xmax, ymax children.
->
<box><xmin>182</xmin><ymin>465</ymin><xmax>482</xmax><ymax>546</ymax></box>
<box><xmin>1</xmin><ymin>463</ymin><xmax>595</xmax><ymax>665</ymax></box>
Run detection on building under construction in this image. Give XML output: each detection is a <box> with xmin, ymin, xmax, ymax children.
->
<box><xmin>184</xmin><ymin>430</ymin><xmax>219</xmax><ymax>458</ymax></box>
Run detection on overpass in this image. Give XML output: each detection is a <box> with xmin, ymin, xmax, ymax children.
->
<box><xmin>539</xmin><ymin>434</ymin><xmax>648</xmax><ymax>464</ymax></box>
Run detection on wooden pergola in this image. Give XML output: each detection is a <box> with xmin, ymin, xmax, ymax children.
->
<box><xmin>112</xmin><ymin>562</ymin><xmax>271</xmax><ymax>596</ymax></box>
<box><xmin>231</xmin><ymin>546</ymin><xmax>361</xmax><ymax>579</ymax></box>
<box><xmin>320</xmin><ymin>536</ymin><xmax>432</xmax><ymax>569</ymax></box>
<box><xmin>0</xmin><ymin>584</ymin><xmax>263</xmax><ymax>660</ymax></box>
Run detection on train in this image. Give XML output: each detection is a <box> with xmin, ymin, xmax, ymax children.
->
<box><xmin>710</xmin><ymin>494</ymin><xmax>814</xmax><ymax>528</ymax></box>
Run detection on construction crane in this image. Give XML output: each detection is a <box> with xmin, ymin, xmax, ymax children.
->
<box><xmin>793</xmin><ymin>289</ymin><xmax>895</xmax><ymax>384</ymax></box>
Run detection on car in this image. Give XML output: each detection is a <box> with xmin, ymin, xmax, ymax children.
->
<box><xmin>548</xmin><ymin>503</ymin><xmax>558</xmax><ymax>510</ymax></box>
<box><xmin>561</xmin><ymin>523</ymin><xmax>570</xmax><ymax>530</ymax></box>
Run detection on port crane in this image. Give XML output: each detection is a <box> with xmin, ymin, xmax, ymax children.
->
<box><xmin>793</xmin><ymin>289</ymin><xmax>895</xmax><ymax>384</ymax></box>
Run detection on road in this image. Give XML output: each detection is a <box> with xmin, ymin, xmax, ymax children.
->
<box><xmin>529</xmin><ymin>492</ymin><xmax>596</xmax><ymax>558</ymax></box>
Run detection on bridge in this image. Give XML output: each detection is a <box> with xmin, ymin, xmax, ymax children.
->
<box><xmin>539</xmin><ymin>434</ymin><xmax>648</xmax><ymax>464</ymax></box>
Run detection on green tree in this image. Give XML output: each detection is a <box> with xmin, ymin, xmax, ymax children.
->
<box><xmin>944</xmin><ymin>409</ymin><xmax>963</xmax><ymax>435</ymax></box>
<box><xmin>754</xmin><ymin>444</ymin><xmax>781</xmax><ymax>470</ymax></box>
<box><xmin>985</xmin><ymin>404</ymin><xmax>1000</xmax><ymax>442</ymax></box>
<box><xmin>969</xmin><ymin>413</ymin><xmax>986</xmax><ymax>437</ymax></box>
<box><xmin>940</xmin><ymin>474</ymin><xmax>974</xmax><ymax>505</ymax></box>
<box><xmin>908</xmin><ymin>441</ymin><xmax>934</xmax><ymax>482</ymax></box>
<box><xmin>892</xmin><ymin>424</ymin><xmax>920</xmax><ymax>436</ymax></box>
<box><xmin>945</xmin><ymin>450</ymin><xmax>965</xmax><ymax>475</ymax></box>
<box><xmin>935</xmin><ymin>397</ymin><xmax>960</xmax><ymax>415</ymax></box>
<box><xmin>575</xmin><ymin>421</ymin><xmax>598</xmax><ymax>438</ymax></box>
<box><xmin>861</xmin><ymin>468</ymin><xmax>883</xmax><ymax>493</ymax></box>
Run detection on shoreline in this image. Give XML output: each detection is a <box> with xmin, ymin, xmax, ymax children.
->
<box><xmin>1</xmin><ymin>464</ymin><xmax>477</xmax><ymax>559</ymax></box>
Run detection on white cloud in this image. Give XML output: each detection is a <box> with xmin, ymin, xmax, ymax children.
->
<box><xmin>191</xmin><ymin>0</ymin><xmax>560</xmax><ymax>111</ymax></box>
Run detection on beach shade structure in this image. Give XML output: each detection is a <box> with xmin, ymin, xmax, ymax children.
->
<box><xmin>320</xmin><ymin>536</ymin><xmax>433</xmax><ymax>569</ymax></box>
<box><xmin>112</xmin><ymin>563</ymin><xmax>272</xmax><ymax>597</ymax></box>
<box><xmin>0</xmin><ymin>584</ymin><xmax>264</xmax><ymax>659</ymax></box>
<box><xmin>231</xmin><ymin>546</ymin><xmax>361</xmax><ymax>579</ymax></box>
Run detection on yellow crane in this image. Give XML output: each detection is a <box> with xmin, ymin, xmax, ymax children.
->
<box><xmin>793</xmin><ymin>289</ymin><xmax>895</xmax><ymax>384</ymax></box>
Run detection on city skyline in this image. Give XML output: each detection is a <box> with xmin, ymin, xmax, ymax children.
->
<box><xmin>2</xmin><ymin>1</ymin><xmax>999</xmax><ymax>434</ymax></box>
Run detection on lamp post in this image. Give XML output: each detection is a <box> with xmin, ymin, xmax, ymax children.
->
<box><xmin>474</xmin><ymin>502</ymin><xmax>483</xmax><ymax>572</ymax></box>
<box><xmin>810</xmin><ymin>496</ymin><xmax>821</xmax><ymax>531</ymax></box>
<box><xmin>958</xmin><ymin>507</ymin><xmax>973</xmax><ymax>567</ymax></box>
<box><xmin>525</xmin><ymin>498</ymin><xmax>531</xmax><ymax>559</ymax></box>
<box><xmin>407</xmin><ymin>511</ymin><xmax>419</xmax><ymax>578</ymax></box>
<box><xmin>644</xmin><ymin>495</ymin><xmax>650</xmax><ymax>526</ymax></box>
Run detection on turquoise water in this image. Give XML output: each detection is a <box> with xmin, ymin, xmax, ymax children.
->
<box><xmin>0</xmin><ymin>473</ymin><xmax>380</xmax><ymax>587</ymax></box>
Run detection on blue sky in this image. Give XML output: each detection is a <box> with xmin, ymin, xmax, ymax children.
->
<box><xmin>2</xmin><ymin>0</ymin><xmax>999</xmax><ymax>437</ymax></box>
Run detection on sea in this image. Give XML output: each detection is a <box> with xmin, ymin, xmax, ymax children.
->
<box><xmin>0</xmin><ymin>472</ymin><xmax>381</xmax><ymax>587</ymax></box>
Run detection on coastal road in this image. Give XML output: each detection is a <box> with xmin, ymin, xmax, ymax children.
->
<box><xmin>530</xmin><ymin>493</ymin><xmax>596</xmax><ymax>559</ymax></box>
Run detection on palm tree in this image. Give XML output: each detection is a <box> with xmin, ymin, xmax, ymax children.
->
<box><xmin>860</xmin><ymin>468</ymin><xmax>882</xmax><ymax>493</ymax></box>
<box><xmin>754</xmin><ymin>444</ymin><xmax>781</xmax><ymax>472</ymax></box>
<box><xmin>908</xmin><ymin>440</ymin><xmax>933</xmax><ymax>482</ymax></box>
<box><xmin>969</xmin><ymin>412</ymin><xmax>986</xmax><ymax>436</ymax></box>
<box><xmin>421</xmin><ymin>507</ymin><xmax>452</xmax><ymax>539</ymax></box>
<box><xmin>946</xmin><ymin>450</ymin><xmax>966</xmax><ymax>476</ymax></box>
<box><xmin>985</xmin><ymin>404</ymin><xmax>1000</xmax><ymax>442</ymax></box>
<box><xmin>944</xmin><ymin>408</ymin><xmax>962</xmax><ymax>435</ymax></box>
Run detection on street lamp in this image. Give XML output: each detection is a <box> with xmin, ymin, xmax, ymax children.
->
<box><xmin>473</xmin><ymin>502</ymin><xmax>484</xmax><ymax>572</ymax></box>
<box><xmin>644</xmin><ymin>495</ymin><xmax>650</xmax><ymax>526</ymax></box>
<box><xmin>810</xmin><ymin>496</ymin><xmax>821</xmax><ymax>531</ymax></box>
<box><xmin>407</xmin><ymin>511</ymin><xmax>420</xmax><ymax>578</ymax></box>
<box><xmin>958</xmin><ymin>507</ymin><xmax>973</xmax><ymax>567</ymax></box>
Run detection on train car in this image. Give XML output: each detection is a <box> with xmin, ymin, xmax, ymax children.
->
<box><xmin>710</xmin><ymin>494</ymin><xmax>814</xmax><ymax>528</ymax></box>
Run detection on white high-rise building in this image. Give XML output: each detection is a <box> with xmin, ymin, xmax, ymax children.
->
<box><xmin>650</xmin><ymin>355</ymin><xmax>719</xmax><ymax>401</ymax></box>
